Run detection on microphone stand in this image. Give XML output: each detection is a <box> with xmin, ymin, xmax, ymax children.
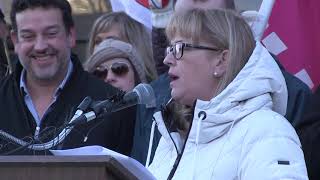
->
<box><xmin>0</xmin><ymin>96</ymin><xmax>94</xmax><ymax>151</ymax></box>
<box><xmin>0</xmin><ymin>92</ymin><xmax>124</xmax><ymax>151</ymax></box>
<box><xmin>0</xmin><ymin>83</ymin><xmax>155</xmax><ymax>152</ymax></box>
<box><xmin>0</xmin><ymin>110</ymin><xmax>83</xmax><ymax>151</ymax></box>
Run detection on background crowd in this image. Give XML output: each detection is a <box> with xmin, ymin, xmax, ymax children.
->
<box><xmin>0</xmin><ymin>0</ymin><xmax>319</xmax><ymax>179</ymax></box>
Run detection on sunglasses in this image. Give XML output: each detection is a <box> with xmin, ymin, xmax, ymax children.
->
<box><xmin>92</xmin><ymin>62</ymin><xmax>129</xmax><ymax>80</ymax></box>
<box><xmin>166</xmin><ymin>41</ymin><xmax>221</xmax><ymax>60</ymax></box>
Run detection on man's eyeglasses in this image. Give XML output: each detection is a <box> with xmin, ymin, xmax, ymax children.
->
<box><xmin>92</xmin><ymin>62</ymin><xmax>129</xmax><ymax>80</ymax></box>
<box><xmin>166</xmin><ymin>42</ymin><xmax>221</xmax><ymax>60</ymax></box>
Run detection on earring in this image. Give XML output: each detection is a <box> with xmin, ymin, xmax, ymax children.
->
<box><xmin>213</xmin><ymin>72</ymin><xmax>218</xmax><ymax>77</ymax></box>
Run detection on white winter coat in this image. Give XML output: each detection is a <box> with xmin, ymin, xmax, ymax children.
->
<box><xmin>148</xmin><ymin>42</ymin><xmax>308</xmax><ymax>180</ymax></box>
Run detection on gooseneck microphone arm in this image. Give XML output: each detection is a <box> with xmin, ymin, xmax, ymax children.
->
<box><xmin>0</xmin><ymin>84</ymin><xmax>156</xmax><ymax>151</ymax></box>
<box><xmin>0</xmin><ymin>97</ymin><xmax>93</xmax><ymax>151</ymax></box>
<box><xmin>68</xmin><ymin>83</ymin><xmax>156</xmax><ymax>126</ymax></box>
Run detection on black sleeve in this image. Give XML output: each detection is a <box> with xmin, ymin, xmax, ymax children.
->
<box><xmin>0</xmin><ymin>40</ymin><xmax>8</xmax><ymax>77</ymax></box>
<box><xmin>297</xmin><ymin>112</ymin><xmax>320</xmax><ymax>180</ymax></box>
<box><xmin>296</xmin><ymin>86</ymin><xmax>320</xmax><ymax>180</ymax></box>
<box><xmin>107</xmin><ymin>106</ymin><xmax>136</xmax><ymax>156</ymax></box>
<box><xmin>271</xmin><ymin>53</ymin><xmax>312</xmax><ymax>128</ymax></box>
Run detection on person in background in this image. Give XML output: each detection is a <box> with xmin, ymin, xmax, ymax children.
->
<box><xmin>87</xmin><ymin>11</ymin><xmax>157</xmax><ymax>82</ymax></box>
<box><xmin>85</xmin><ymin>38</ymin><xmax>147</xmax><ymax>92</ymax></box>
<box><xmin>0</xmin><ymin>9</ymin><xmax>7</xmax><ymax>40</ymax></box>
<box><xmin>0</xmin><ymin>9</ymin><xmax>9</xmax><ymax>77</ymax></box>
<box><xmin>297</xmin><ymin>86</ymin><xmax>320</xmax><ymax>180</ymax></box>
<box><xmin>0</xmin><ymin>0</ymin><xmax>135</xmax><ymax>155</ymax></box>
<box><xmin>148</xmin><ymin>8</ymin><xmax>307</xmax><ymax>179</ymax></box>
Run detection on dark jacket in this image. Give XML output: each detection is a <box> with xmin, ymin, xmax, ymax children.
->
<box><xmin>0</xmin><ymin>55</ymin><xmax>136</xmax><ymax>155</ymax></box>
<box><xmin>0</xmin><ymin>40</ymin><xmax>8</xmax><ymax>77</ymax></box>
<box><xmin>274</xmin><ymin>58</ymin><xmax>312</xmax><ymax>127</ymax></box>
<box><xmin>297</xmin><ymin>87</ymin><xmax>320</xmax><ymax>180</ymax></box>
<box><xmin>152</xmin><ymin>28</ymin><xmax>168</xmax><ymax>75</ymax></box>
<box><xmin>131</xmin><ymin>73</ymin><xmax>170</xmax><ymax>164</ymax></box>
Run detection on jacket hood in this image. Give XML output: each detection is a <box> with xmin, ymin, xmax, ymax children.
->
<box><xmin>191</xmin><ymin>42</ymin><xmax>287</xmax><ymax>143</ymax></box>
<box><xmin>155</xmin><ymin>42</ymin><xmax>288</xmax><ymax>145</ymax></box>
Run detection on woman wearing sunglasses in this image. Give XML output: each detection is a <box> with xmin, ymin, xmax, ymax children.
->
<box><xmin>147</xmin><ymin>9</ymin><xmax>308</xmax><ymax>179</ymax></box>
<box><xmin>85</xmin><ymin>38</ymin><xmax>147</xmax><ymax>92</ymax></box>
<box><xmin>87</xmin><ymin>12</ymin><xmax>157</xmax><ymax>83</ymax></box>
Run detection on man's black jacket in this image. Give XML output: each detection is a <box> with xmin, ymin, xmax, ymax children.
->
<box><xmin>0</xmin><ymin>55</ymin><xmax>136</xmax><ymax>155</ymax></box>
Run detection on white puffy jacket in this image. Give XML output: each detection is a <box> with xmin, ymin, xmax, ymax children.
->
<box><xmin>148</xmin><ymin>42</ymin><xmax>308</xmax><ymax>180</ymax></box>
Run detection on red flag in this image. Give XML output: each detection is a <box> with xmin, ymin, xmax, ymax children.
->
<box><xmin>262</xmin><ymin>0</ymin><xmax>320</xmax><ymax>90</ymax></box>
<box><xmin>135</xmin><ymin>0</ymin><xmax>149</xmax><ymax>8</ymax></box>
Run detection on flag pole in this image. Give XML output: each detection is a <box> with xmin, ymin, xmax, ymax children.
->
<box><xmin>255</xmin><ymin>0</ymin><xmax>276</xmax><ymax>41</ymax></box>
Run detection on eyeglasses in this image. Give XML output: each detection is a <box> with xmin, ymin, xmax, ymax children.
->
<box><xmin>92</xmin><ymin>62</ymin><xmax>129</xmax><ymax>80</ymax></box>
<box><xmin>166</xmin><ymin>42</ymin><xmax>221</xmax><ymax>60</ymax></box>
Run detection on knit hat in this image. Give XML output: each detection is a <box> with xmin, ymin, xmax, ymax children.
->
<box><xmin>85</xmin><ymin>38</ymin><xmax>147</xmax><ymax>83</ymax></box>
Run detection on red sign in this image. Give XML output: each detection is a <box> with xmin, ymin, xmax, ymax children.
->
<box><xmin>263</xmin><ymin>0</ymin><xmax>320</xmax><ymax>90</ymax></box>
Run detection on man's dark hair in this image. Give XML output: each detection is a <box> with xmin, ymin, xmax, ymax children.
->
<box><xmin>10</xmin><ymin>0</ymin><xmax>74</xmax><ymax>33</ymax></box>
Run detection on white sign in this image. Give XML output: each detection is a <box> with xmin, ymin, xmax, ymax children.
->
<box><xmin>109</xmin><ymin>0</ymin><xmax>152</xmax><ymax>30</ymax></box>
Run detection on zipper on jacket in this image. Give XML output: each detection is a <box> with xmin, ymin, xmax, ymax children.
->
<box><xmin>164</xmin><ymin>101</ymin><xmax>196</xmax><ymax>180</ymax></box>
<box><xmin>34</xmin><ymin>126</ymin><xmax>40</xmax><ymax>140</ymax></box>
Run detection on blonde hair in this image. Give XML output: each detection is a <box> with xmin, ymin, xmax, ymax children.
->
<box><xmin>87</xmin><ymin>12</ymin><xmax>157</xmax><ymax>82</ymax></box>
<box><xmin>165</xmin><ymin>9</ymin><xmax>255</xmax><ymax>132</ymax></box>
<box><xmin>166</xmin><ymin>8</ymin><xmax>255</xmax><ymax>95</ymax></box>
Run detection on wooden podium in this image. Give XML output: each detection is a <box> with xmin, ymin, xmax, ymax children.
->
<box><xmin>0</xmin><ymin>155</ymin><xmax>138</xmax><ymax>180</ymax></box>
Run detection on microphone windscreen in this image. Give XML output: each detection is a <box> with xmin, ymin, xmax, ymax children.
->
<box><xmin>132</xmin><ymin>83</ymin><xmax>156</xmax><ymax>108</ymax></box>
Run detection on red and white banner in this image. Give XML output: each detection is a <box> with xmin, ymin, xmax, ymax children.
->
<box><xmin>262</xmin><ymin>0</ymin><xmax>320</xmax><ymax>90</ymax></box>
<box><xmin>109</xmin><ymin>0</ymin><xmax>152</xmax><ymax>29</ymax></box>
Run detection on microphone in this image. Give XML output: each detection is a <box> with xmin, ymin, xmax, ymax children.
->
<box><xmin>73</xmin><ymin>96</ymin><xmax>92</xmax><ymax>117</ymax></box>
<box><xmin>123</xmin><ymin>83</ymin><xmax>156</xmax><ymax>108</ymax></box>
<box><xmin>65</xmin><ymin>96</ymin><xmax>93</xmax><ymax>127</ymax></box>
<box><xmin>68</xmin><ymin>83</ymin><xmax>156</xmax><ymax>126</ymax></box>
<box><xmin>77</xmin><ymin>96</ymin><xmax>93</xmax><ymax>112</ymax></box>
